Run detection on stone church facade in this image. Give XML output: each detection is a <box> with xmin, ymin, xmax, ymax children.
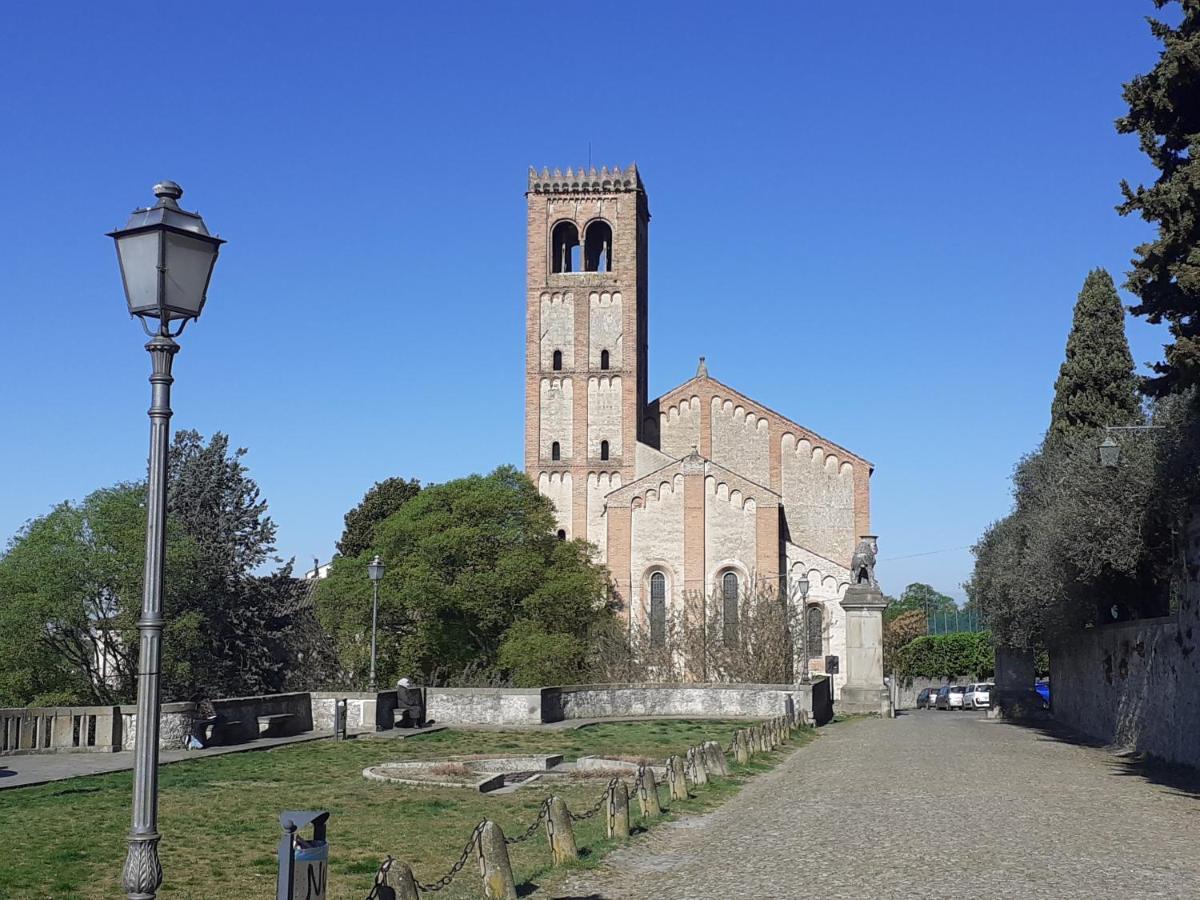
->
<box><xmin>524</xmin><ymin>164</ymin><xmax>872</xmax><ymax>690</ymax></box>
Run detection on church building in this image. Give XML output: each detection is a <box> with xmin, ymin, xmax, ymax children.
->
<box><xmin>524</xmin><ymin>164</ymin><xmax>873</xmax><ymax>689</ymax></box>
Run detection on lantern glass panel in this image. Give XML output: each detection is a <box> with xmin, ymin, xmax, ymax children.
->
<box><xmin>162</xmin><ymin>230</ymin><xmax>219</xmax><ymax>320</ymax></box>
<box><xmin>115</xmin><ymin>230</ymin><xmax>162</xmax><ymax>317</ymax></box>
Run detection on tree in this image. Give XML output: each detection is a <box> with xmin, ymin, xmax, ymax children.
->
<box><xmin>1048</xmin><ymin>269</ymin><xmax>1141</xmax><ymax>441</ymax></box>
<box><xmin>315</xmin><ymin>466</ymin><xmax>613</xmax><ymax>687</ymax></box>
<box><xmin>883</xmin><ymin>583</ymin><xmax>957</xmax><ymax>624</ymax></box>
<box><xmin>336</xmin><ymin>477</ymin><xmax>422</xmax><ymax>559</ymax></box>
<box><xmin>884</xmin><ymin>609</ymin><xmax>929</xmax><ymax>674</ymax></box>
<box><xmin>1117</xmin><ymin>2</ymin><xmax>1200</xmax><ymax>396</ymax></box>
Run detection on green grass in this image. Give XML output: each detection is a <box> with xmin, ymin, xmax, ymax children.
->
<box><xmin>0</xmin><ymin>720</ymin><xmax>814</xmax><ymax>899</ymax></box>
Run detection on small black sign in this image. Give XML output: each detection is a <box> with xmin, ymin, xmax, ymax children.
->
<box><xmin>825</xmin><ymin>654</ymin><xmax>840</xmax><ymax>674</ymax></box>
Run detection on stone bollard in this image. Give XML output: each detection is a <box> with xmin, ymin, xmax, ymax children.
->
<box><xmin>779</xmin><ymin>717</ymin><xmax>790</xmax><ymax>743</ymax></box>
<box><xmin>635</xmin><ymin>765</ymin><xmax>662</xmax><ymax>818</ymax></box>
<box><xmin>734</xmin><ymin>730</ymin><xmax>751</xmax><ymax>765</ymax></box>
<box><xmin>606</xmin><ymin>780</ymin><xmax>631</xmax><ymax>839</ymax></box>
<box><xmin>755</xmin><ymin>724</ymin><xmax>768</xmax><ymax>752</ymax></box>
<box><xmin>703</xmin><ymin>741</ymin><xmax>729</xmax><ymax>776</ymax></box>
<box><xmin>381</xmin><ymin>859</ymin><xmax>420</xmax><ymax>900</ymax></box>
<box><xmin>544</xmin><ymin>796</ymin><xmax>578</xmax><ymax>865</ymax></box>
<box><xmin>686</xmin><ymin>746</ymin><xmax>709</xmax><ymax>785</ymax></box>
<box><xmin>477</xmin><ymin>820</ymin><xmax>518</xmax><ymax>900</ymax></box>
<box><xmin>666</xmin><ymin>755</ymin><xmax>689</xmax><ymax>801</ymax></box>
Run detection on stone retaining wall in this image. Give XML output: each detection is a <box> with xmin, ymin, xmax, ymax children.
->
<box><xmin>1051</xmin><ymin>609</ymin><xmax>1200</xmax><ymax>769</ymax></box>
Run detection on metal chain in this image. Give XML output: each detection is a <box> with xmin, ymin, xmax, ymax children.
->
<box><xmin>505</xmin><ymin>798</ymin><xmax>551</xmax><ymax>845</ymax></box>
<box><xmin>570</xmin><ymin>777</ymin><xmax>619</xmax><ymax>821</ymax></box>
<box><xmin>365</xmin><ymin>856</ymin><xmax>394</xmax><ymax>900</ymax></box>
<box><xmin>417</xmin><ymin>819</ymin><xmax>486</xmax><ymax>893</ymax></box>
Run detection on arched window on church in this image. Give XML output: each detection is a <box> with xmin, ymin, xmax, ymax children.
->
<box><xmin>600</xmin><ymin>349</ymin><xmax>610</xmax><ymax>370</ymax></box>
<box><xmin>551</xmin><ymin>441</ymin><xmax>561</xmax><ymax>461</ymax></box>
<box><xmin>552</xmin><ymin>349</ymin><xmax>563</xmax><ymax>371</ymax></box>
<box><xmin>600</xmin><ymin>440</ymin><xmax>609</xmax><ymax>461</ymax></box>
<box><xmin>551</xmin><ymin>221</ymin><xmax>580</xmax><ymax>273</ymax></box>
<box><xmin>806</xmin><ymin>605</ymin><xmax>823</xmax><ymax>656</ymax></box>
<box><xmin>722</xmin><ymin>571</ymin><xmax>739</xmax><ymax>647</ymax></box>
<box><xmin>650</xmin><ymin>572</ymin><xmax>666</xmax><ymax>648</ymax></box>
<box><xmin>556</xmin><ymin>529</ymin><xmax>566</xmax><ymax>541</ymax></box>
<box><xmin>584</xmin><ymin>220</ymin><xmax>613</xmax><ymax>272</ymax></box>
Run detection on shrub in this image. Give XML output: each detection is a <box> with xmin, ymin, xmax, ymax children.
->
<box><xmin>896</xmin><ymin>632</ymin><xmax>995</xmax><ymax>680</ymax></box>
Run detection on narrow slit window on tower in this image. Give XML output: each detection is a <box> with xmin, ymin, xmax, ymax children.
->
<box><xmin>722</xmin><ymin>571</ymin><xmax>739</xmax><ymax>647</ymax></box>
<box><xmin>552</xmin><ymin>349</ymin><xmax>563</xmax><ymax>371</ymax></box>
<box><xmin>551</xmin><ymin>221</ymin><xmax>580</xmax><ymax>273</ymax></box>
<box><xmin>551</xmin><ymin>441</ymin><xmax>561</xmax><ymax>461</ymax></box>
<box><xmin>650</xmin><ymin>572</ymin><xmax>666</xmax><ymax>648</ymax></box>
<box><xmin>600</xmin><ymin>349</ymin><xmax>610</xmax><ymax>370</ymax></box>
<box><xmin>600</xmin><ymin>440</ymin><xmax>609</xmax><ymax>461</ymax></box>
<box><xmin>584</xmin><ymin>220</ymin><xmax>613</xmax><ymax>272</ymax></box>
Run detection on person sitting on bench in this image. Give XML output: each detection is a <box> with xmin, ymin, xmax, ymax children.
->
<box><xmin>396</xmin><ymin>677</ymin><xmax>425</xmax><ymax>728</ymax></box>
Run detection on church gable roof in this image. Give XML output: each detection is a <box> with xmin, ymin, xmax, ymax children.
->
<box><xmin>605</xmin><ymin>451</ymin><xmax>781</xmax><ymax>508</ymax></box>
<box><xmin>652</xmin><ymin>369</ymin><xmax>872</xmax><ymax>471</ymax></box>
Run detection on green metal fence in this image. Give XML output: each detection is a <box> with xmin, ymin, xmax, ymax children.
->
<box><xmin>927</xmin><ymin>608</ymin><xmax>985</xmax><ymax>635</ymax></box>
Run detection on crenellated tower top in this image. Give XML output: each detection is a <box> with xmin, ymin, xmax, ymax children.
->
<box><xmin>528</xmin><ymin>163</ymin><xmax>645</xmax><ymax>195</ymax></box>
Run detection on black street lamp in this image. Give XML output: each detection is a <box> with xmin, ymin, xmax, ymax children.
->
<box><xmin>367</xmin><ymin>554</ymin><xmax>386</xmax><ymax>692</ymax></box>
<box><xmin>109</xmin><ymin>181</ymin><xmax>223</xmax><ymax>900</ymax></box>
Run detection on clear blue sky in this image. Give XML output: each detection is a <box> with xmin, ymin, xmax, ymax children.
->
<box><xmin>0</xmin><ymin>2</ymin><xmax>1171</xmax><ymax>601</ymax></box>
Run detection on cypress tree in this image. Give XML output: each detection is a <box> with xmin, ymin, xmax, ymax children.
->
<box><xmin>1048</xmin><ymin>268</ymin><xmax>1140</xmax><ymax>441</ymax></box>
<box><xmin>1117</xmin><ymin>1</ymin><xmax>1200</xmax><ymax>396</ymax></box>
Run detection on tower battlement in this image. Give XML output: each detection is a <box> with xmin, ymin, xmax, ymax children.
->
<box><xmin>528</xmin><ymin>163</ymin><xmax>644</xmax><ymax>195</ymax></box>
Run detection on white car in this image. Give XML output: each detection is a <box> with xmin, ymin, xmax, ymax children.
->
<box><xmin>963</xmin><ymin>683</ymin><xmax>993</xmax><ymax>709</ymax></box>
<box><xmin>935</xmin><ymin>685</ymin><xmax>966</xmax><ymax>709</ymax></box>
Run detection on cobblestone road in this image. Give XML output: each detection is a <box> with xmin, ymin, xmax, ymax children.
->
<box><xmin>549</xmin><ymin>711</ymin><xmax>1200</xmax><ymax>899</ymax></box>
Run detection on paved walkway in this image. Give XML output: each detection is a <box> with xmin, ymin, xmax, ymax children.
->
<box><xmin>550</xmin><ymin>711</ymin><xmax>1200</xmax><ymax>899</ymax></box>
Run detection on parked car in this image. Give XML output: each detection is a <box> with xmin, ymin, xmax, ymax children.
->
<box><xmin>916</xmin><ymin>688</ymin><xmax>937</xmax><ymax>709</ymax></box>
<box><xmin>963</xmin><ymin>683</ymin><xmax>994</xmax><ymax>709</ymax></box>
<box><xmin>936</xmin><ymin>685</ymin><xmax>966</xmax><ymax>710</ymax></box>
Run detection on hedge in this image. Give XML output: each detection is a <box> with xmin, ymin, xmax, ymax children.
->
<box><xmin>895</xmin><ymin>632</ymin><xmax>994</xmax><ymax>679</ymax></box>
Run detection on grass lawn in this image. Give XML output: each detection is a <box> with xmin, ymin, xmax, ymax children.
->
<box><xmin>1</xmin><ymin>719</ymin><xmax>813</xmax><ymax>899</ymax></box>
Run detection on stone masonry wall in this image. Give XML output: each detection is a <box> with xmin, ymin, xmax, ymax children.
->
<box><xmin>1052</xmin><ymin>609</ymin><xmax>1200</xmax><ymax>768</ymax></box>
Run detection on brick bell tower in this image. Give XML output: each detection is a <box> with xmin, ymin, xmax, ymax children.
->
<box><xmin>525</xmin><ymin>164</ymin><xmax>650</xmax><ymax>552</ymax></box>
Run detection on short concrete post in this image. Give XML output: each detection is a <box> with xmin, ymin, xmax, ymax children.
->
<box><xmin>779</xmin><ymin>717</ymin><xmax>790</xmax><ymax>743</ymax></box>
<box><xmin>735</xmin><ymin>730</ymin><xmax>751</xmax><ymax>765</ymax></box>
<box><xmin>545</xmin><ymin>796</ymin><xmax>578</xmax><ymax>864</ymax></box>
<box><xmin>382</xmin><ymin>860</ymin><xmax>421</xmax><ymax>900</ymax></box>
<box><xmin>666</xmin><ymin>755</ymin><xmax>689</xmax><ymax>801</ymax></box>
<box><xmin>476</xmin><ymin>820</ymin><xmax>518</xmax><ymax>900</ymax></box>
<box><xmin>686</xmin><ymin>746</ymin><xmax>709</xmax><ymax>785</ymax></box>
<box><xmin>703</xmin><ymin>741</ymin><xmax>729</xmax><ymax>776</ymax></box>
<box><xmin>635</xmin><ymin>765</ymin><xmax>662</xmax><ymax>818</ymax></box>
<box><xmin>756</xmin><ymin>725</ymin><xmax>768</xmax><ymax>752</ymax></box>
<box><xmin>606</xmin><ymin>780</ymin><xmax>631</xmax><ymax>839</ymax></box>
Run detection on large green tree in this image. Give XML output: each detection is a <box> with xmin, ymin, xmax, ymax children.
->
<box><xmin>1048</xmin><ymin>269</ymin><xmax>1140</xmax><ymax>441</ymax></box>
<box><xmin>1118</xmin><ymin>1</ymin><xmax>1200</xmax><ymax>395</ymax></box>
<box><xmin>315</xmin><ymin>466</ymin><xmax>614</xmax><ymax>687</ymax></box>
<box><xmin>883</xmin><ymin>583</ymin><xmax>957</xmax><ymax>624</ymax></box>
<box><xmin>336</xmin><ymin>476</ymin><xmax>422</xmax><ymax>559</ymax></box>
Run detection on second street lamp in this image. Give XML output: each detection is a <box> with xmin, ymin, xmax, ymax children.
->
<box><xmin>109</xmin><ymin>181</ymin><xmax>224</xmax><ymax>900</ymax></box>
<box><xmin>367</xmin><ymin>555</ymin><xmax>385</xmax><ymax>692</ymax></box>
<box><xmin>791</xmin><ymin>573</ymin><xmax>811</xmax><ymax>682</ymax></box>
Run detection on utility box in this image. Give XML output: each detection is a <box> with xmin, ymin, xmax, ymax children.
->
<box><xmin>333</xmin><ymin>699</ymin><xmax>347</xmax><ymax>741</ymax></box>
<box><xmin>277</xmin><ymin>810</ymin><xmax>329</xmax><ymax>900</ymax></box>
<box><xmin>825</xmin><ymin>655</ymin><xmax>840</xmax><ymax>675</ymax></box>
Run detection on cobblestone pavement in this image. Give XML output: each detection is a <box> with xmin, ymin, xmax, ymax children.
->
<box><xmin>549</xmin><ymin>712</ymin><xmax>1200</xmax><ymax>899</ymax></box>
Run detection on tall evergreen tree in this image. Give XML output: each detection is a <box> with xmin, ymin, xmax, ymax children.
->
<box><xmin>1117</xmin><ymin>1</ymin><xmax>1200</xmax><ymax>396</ymax></box>
<box><xmin>1048</xmin><ymin>268</ymin><xmax>1140</xmax><ymax>441</ymax></box>
<box><xmin>336</xmin><ymin>476</ymin><xmax>422</xmax><ymax>558</ymax></box>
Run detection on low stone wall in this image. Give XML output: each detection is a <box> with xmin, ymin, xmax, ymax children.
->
<box><xmin>205</xmin><ymin>692</ymin><xmax>313</xmax><ymax>746</ymax></box>
<box><xmin>1052</xmin><ymin>610</ymin><xmax>1200</xmax><ymax>769</ymax></box>
<box><xmin>311</xmin><ymin>692</ymin><xmax>396</xmax><ymax>733</ymax></box>
<box><xmin>120</xmin><ymin>702</ymin><xmax>196</xmax><ymax>752</ymax></box>
<box><xmin>547</xmin><ymin>683</ymin><xmax>798</xmax><ymax>722</ymax></box>
<box><xmin>427</xmin><ymin>688</ymin><xmax>545</xmax><ymax>726</ymax></box>
<box><xmin>419</xmin><ymin>683</ymin><xmax>813</xmax><ymax>727</ymax></box>
<box><xmin>1</xmin><ymin>705</ymin><xmax>123</xmax><ymax>755</ymax></box>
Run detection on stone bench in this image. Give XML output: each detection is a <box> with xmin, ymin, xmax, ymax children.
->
<box><xmin>198</xmin><ymin>717</ymin><xmax>242</xmax><ymax>745</ymax></box>
<box><xmin>256</xmin><ymin>714</ymin><xmax>295</xmax><ymax>737</ymax></box>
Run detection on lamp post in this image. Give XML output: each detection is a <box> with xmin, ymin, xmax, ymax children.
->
<box><xmin>367</xmin><ymin>554</ymin><xmax>385</xmax><ymax>692</ymax></box>
<box><xmin>110</xmin><ymin>181</ymin><xmax>224</xmax><ymax>900</ymax></box>
<box><xmin>791</xmin><ymin>572</ymin><xmax>811</xmax><ymax>682</ymax></box>
<box><xmin>1098</xmin><ymin>425</ymin><xmax>1164</xmax><ymax>468</ymax></box>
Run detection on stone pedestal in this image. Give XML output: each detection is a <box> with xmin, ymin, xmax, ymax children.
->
<box><xmin>837</xmin><ymin>584</ymin><xmax>889</xmax><ymax>715</ymax></box>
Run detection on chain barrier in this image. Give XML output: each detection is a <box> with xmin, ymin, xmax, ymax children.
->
<box><xmin>416</xmin><ymin>819</ymin><xmax>486</xmax><ymax>893</ymax></box>
<box><xmin>505</xmin><ymin>798</ymin><xmax>551</xmax><ymax>845</ymax></box>
<box><xmin>365</xmin><ymin>856</ymin><xmax>395</xmax><ymax>900</ymax></box>
<box><xmin>569</xmin><ymin>777</ymin><xmax>619</xmax><ymax>821</ymax></box>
